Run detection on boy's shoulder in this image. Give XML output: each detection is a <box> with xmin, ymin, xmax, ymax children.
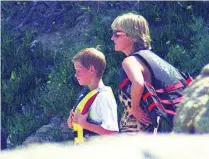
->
<box><xmin>96</xmin><ymin>86</ymin><xmax>115</xmax><ymax>99</ymax></box>
<box><xmin>97</xmin><ymin>86</ymin><xmax>112</xmax><ymax>92</ymax></box>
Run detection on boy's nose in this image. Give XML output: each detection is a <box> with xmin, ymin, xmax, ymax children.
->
<box><xmin>111</xmin><ymin>35</ymin><xmax>115</xmax><ymax>41</ymax></box>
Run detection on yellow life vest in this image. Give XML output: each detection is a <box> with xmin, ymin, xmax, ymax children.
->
<box><xmin>72</xmin><ymin>89</ymin><xmax>99</xmax><ymax>144</ymax></box>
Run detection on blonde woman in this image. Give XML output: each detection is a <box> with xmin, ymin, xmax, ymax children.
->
<box><xmin>111</xmin><ymin>13</ymin><xmax>192</xmax><ymax>133</ymax></box>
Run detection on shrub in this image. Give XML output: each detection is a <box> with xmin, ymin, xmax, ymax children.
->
<box><xmin>1</xmin><ymin>24</ymin><xmax>55</xmax><ymax>146</ymax></box>
<box><xmin>166</xmin><ymin>16</ymin><xmax>209</xmax><ymax>76</ymax></box>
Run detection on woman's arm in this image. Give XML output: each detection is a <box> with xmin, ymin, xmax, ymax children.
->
<box><xmin>122</xmin><ymin>56</ymin><xmax>151</xmax><ymax>124</ymax></box>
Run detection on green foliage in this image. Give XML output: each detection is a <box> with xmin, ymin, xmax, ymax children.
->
<box><xmin>1</xmin><ymin>24</ymin><xmax>56</xmax><ymax>145</ymax></box>
<box><xmin>38</xmin><ymin>46</ymin><xmax>84</xmax><ymax>117</ymax></box>
<box><xmin>1</xmin><ymin>27</ymin><xmax>55</xmax><ymax>113</ymax></box>
<box><xmin>166</xmin><ymin>16</ymin><xmax>209</xmax><ymax>76</ymax></box>
<box><xmin>138</xmin><ymin>2</ymin><xmax>194</xmax><ymax>57</ymax></box>
<box><xmin>6</xmin><ymin>113</ymin><xmax>48</xmax><ymax>146</ymax></box>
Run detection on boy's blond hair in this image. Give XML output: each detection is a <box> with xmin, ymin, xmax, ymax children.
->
<box><xmin>72</xmin><ymin>48</ymin><xmax>106</xmax><ymax>78</ymax></box>
<box><xmin>111</xmin><ymin>12</ymin><xmax>151</xmax><ymax>51</ymax></box>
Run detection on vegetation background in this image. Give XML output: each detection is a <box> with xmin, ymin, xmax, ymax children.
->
<box><xmin>1</xmin><ymin>1</ymin><xmax>209</xmax><ymax>147</ymax></box>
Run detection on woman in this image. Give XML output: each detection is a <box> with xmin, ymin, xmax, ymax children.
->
<box><xmin>111</xmin><ymin>13</ymin><xmax>192</xmax><ymax>133</ymax></box>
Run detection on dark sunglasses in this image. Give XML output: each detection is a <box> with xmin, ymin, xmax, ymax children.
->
<box><xmin>112</xmin><ymin>30</ymin><xmax>127</xmax><ymax>37</ymax></box>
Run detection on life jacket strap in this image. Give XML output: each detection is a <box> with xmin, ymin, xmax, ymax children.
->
<box><xmin>156</xmin><ymin>77</ymin><xmax>193</xmax><ymax>93</ymax></box>
<box><xmin>147</xmin><ymin>102</ymin><xmax>162</xmax><ymax>112</ymax></box>
<box><xmin>81</xmin><ymin>92</ymin><xmax>99</xmax><ymax>114</ymax></box>
<box><xmin>119</xmin><ymin>78</ymin><xmax>129</xmax><ymax>89</ymax></box>
<box><xmin>143</xmin><ymin>91</ymin><xmax>157</xmax><ymax>101</ymax></box>
<box><xmin>119</xmin><ymin>77</ymin><xmax>193</xmax><ymax>93</ymax></box>
<box><xmin>147</xmin><ymin>102</ymin><xmax>176</xmax><ymax>115</ymax></box>
<box><xmin>73</xmin><ymin>89</ymin><xmax>99</xmax><ymax>144</ymax></box>
<box><xmin>160</xmin><ymin>96</ymin><xmax>182</xmax><ymax>105</ymax></box>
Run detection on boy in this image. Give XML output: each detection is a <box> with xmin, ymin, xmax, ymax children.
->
<box><xmin>67</xmin><ymin>48</ymin><xmax>119</xmax><ymax>142</ymax></box>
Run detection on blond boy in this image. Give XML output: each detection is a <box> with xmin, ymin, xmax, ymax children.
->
<box><xmin>67</xmin><ymin>48</ymin><xmax>119</xmax><ymax>137</ymax></box>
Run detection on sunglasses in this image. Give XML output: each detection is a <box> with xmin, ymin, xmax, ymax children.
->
<box><xmin>112</xmin><ymin>30</ymin><xmax>127</xmax><ymax>37</ymax></box>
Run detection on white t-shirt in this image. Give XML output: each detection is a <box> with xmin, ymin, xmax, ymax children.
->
<box><xmin>89</xmin><ymin>86</ymin><xmax>119</xmax><ymax>132</ymax></box>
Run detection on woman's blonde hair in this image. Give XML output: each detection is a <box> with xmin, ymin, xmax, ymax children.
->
<box><xmin>72</xmin><ymin>48</ymin><xmax>106</xmax><ymax>78</ymax></box>
<box><xmin>111</xmin><ymin>12</ymin><xmax>151</xmax><ymax>51</ymax></box>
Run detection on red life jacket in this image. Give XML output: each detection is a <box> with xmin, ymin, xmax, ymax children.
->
<box><xmin>119</xmin><ymin>50</ymin><xmax>193</xmax><ymax>132</ymax></box>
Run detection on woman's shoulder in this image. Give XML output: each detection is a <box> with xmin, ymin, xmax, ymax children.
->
<box><xmin>122</xmin><ymin>53</ymin><xmax>152</xmax><ymax>83</ymax></box>
<box><xmin>122</xmin><ymin>55</ymin><xmax>144</xmax><ymax>66</ymax></box>
<box><xmin>122</xmin><ymin>55</ymin><xmax>146</xmax><ymax>73</ymax></box>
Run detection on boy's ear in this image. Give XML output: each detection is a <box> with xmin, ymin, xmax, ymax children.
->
<box><xmin>89</xmin><ymin>66</ymin><xmax>96</xmax><ymax>73</ymax></box>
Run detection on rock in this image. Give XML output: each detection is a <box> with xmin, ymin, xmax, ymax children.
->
<box><xmin>174</xmin><ymin>64</ymin><xmax>209</xmax><ymax>133</ymax></box>
<box><xmin>1</xmin><ymin>134</ymin><xmax>209</xmax><ymax>159</ymax></box>
<box><xmin>22</xmin><ymin>116</ymin><xmax>74</xmax><ymax>146</ymax></box>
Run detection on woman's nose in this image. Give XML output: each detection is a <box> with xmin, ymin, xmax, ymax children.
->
<box><xmin>111</xmin><ymin>35</ymin><xmax>115</xmax><ymax>41</ymax></box>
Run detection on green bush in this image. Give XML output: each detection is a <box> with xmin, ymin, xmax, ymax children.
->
<box><xmin>38</xmin><ymin>46</ymin><xmax>84</xmax><ymax>117</ymax></box>
<box><xmin>166</xmin><ymin>16</ymin><xmax>209</xmax><ymax>76</ymax></box>
<box><xmin>6</xmin><ymin>113</ymin><xmax>48</xmax><ymax>146</ymax></box>
<box><xmin>1</xmin><ymin>24</ymin><xmax>56</xmax><ymax>145</ymax></box>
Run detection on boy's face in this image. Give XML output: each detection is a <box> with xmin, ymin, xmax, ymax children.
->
<box><xmin>73</xmin><ymin>61</ymin><xmax>92</xmax><ymax>86</ymax></box>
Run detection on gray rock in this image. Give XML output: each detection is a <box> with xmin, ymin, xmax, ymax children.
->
<box><xmin>22</xmin><ymin>116</ymin><xmax>74</xmax><ymax>146</ymax></box>
<box><xmin>174</xmin><ymin>64</ymin><xmax>209</xmax><ymax>133</ymax></box>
